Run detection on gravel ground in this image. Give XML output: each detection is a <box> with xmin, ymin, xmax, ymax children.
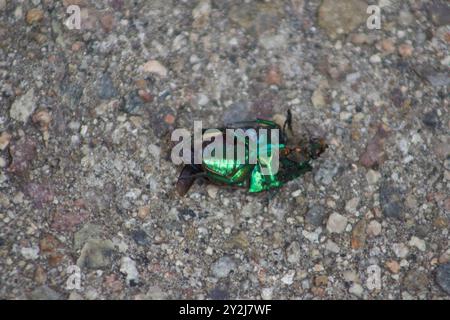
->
<box><xmin>0</xmin><ymin>0</ymin><xmax>449</xmax><ymax>300</ymax></box>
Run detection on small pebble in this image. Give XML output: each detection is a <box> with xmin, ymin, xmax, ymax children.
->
<box><xmin>206</xmin><ymin>185</ymin><xmax>218</xmax><ymax>199</ymax></box>
<box><xmin>349</xmin><ymin>283</ymin><xmax>364</xmax><ymax>297</ymax></box>
<box><xmin>26</xmin><ymin>8</ymin><xmax>44</xmax><ymax>25</ymax></box>
<box><xmin>164</xmin><ymin>114</ymin><xmax>175</xmax><ymax>125</ymax></box>
<box><xmin>385</xmin><ymin>260</ymin><xmax>400</xmax><ymax>274</ymax></box>
<box><xmin>286</xmin><ymin>241</ymin><xmax>301</xmax><ymax>263</ymax></box>
<box><xmin>261</xmin><ymin>287</ymin><xmax>273</xmax><ymax>300</ymax></box>
<box><xmin>345</xmin><ymin>197</ymin><xmax>360</xmax><ymax>214</ymax></box>
<box><xmin>281</xmin><ymin>270</ymin><xmax>295</xmax><ymax>285</ymax></box>
<box><xmin>120</xmin><ymin>257</ymin><xmax>139</xmax><ymax>285</ymax></box>
<box><xmin>10</xmin><ymin>89</ymin><xmax>37</xmax><ymax>123</ymax></box>
<box><xmin>21</xmin><ymin>246</ymin><xmax>40</xmax><ymax>260</ymax></box>
<box><xmin>379</xmin><ymin>39</ymin><xmax>395</xmax><ymax>54</ymax></box>
<box><xmin>265</xmin><ymin>66</ymin><xmax>282</xmax><ymax>86</ymax></box>
<box><xmin>398</xmin><ymin>43</ymin><xmax>413</xmax><ymax>58</ymax></box>
<box><xmin>137</xmin><ymin>89</ymin><xmax>153</xmax><ymax>103</ymax></box>
<box><xmin>409</xmin><ymin>236</ymin><xmax>426</xmax><ymax>252</ymax></box>
<box><xmin>137</xmin><ymin>206</ymin><xmax>150</xmax><ymax>220</ymax></box>
<box><xmin>351</xmin><ymin>33</ymin><xmax>369</xmax><ymax>45</ymax></box>
<box><xmin>366</xmin><ymin>169</ymin><xmax>381</xmax><ymax>185</ymax></box>
<box><xmin>435</xmin><ymin>263</ymin><xmax>450</xmax><ymax>295</ymax></box>
<box><xmin>392</xmin><ymin>243</ymin><xmax>409</xmax><ymax>258</ymax></box>
<box><xmin>367</xmin><ymin>220</ymin><xmax>382</xmax><ymax>236</ymax></box>
<box><xmin>0</xmin><ymin>131</ymin><xmax>11</xmax><ymax>151</ymax></box>
<box><xmin>142</xmin><ymin>60</ymin><xmax>168</xmax><ymax>77</ymax></box>
<box><xmin>305</xmin><ymin>205</ymin><xmax>326</xmax><ymax>227</ymax></box>
<box><xmin>369</xmin><ymin>54</ymin><xmax>381</xmax><ymax>64</ymax></box>
<box><xmin>100</xmin><ymin>14</ymin><xmax>115</xmax><ymax>33</ymax></box>
<box><xmin>326</xmin><ymin>213</ymin><xmax>348</xmax><ymax>234</ymax></box>
<box><xmin>211</xmin><ymin>256</ymin><xmax>236</xmax><ymax>278</ymax></box>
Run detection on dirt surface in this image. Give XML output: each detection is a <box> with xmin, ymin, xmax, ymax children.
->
<box><xmin>0</xmin><ymin>0</ymin><xmax>449</xmax><ymax>300</ymax></box>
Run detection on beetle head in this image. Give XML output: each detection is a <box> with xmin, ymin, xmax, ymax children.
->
<box><xmin>308</xmin><ymin>137</ymin><xmax>328</xmax><ymax>159</ymax></box>
<box><xmin>284</xmin><ymin>137</ymin><xmax>327</xmax><ymax>163</ymax></box>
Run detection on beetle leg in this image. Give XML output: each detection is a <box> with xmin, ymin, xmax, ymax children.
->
<box><xmin>283</xmin><ymin>109</ymin><xmax>293</xmax><ymax>135</ymax></box>
<box><xmin>176</xmin><ymin>165</ymin><xmax>202</xmax><ymax>196</ymax></box>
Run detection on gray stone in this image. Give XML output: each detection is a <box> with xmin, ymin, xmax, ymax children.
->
<box><xmin>10</xmin><ymin>89</ymin><xmax>36</xmax><ymax>123</ymax></box>
<box><xmin>74</xmin><ymin>223</ymin><xmax>102</xmax><ymax>250</ymax></box>
<box><xmin>403</xmin><ymin>270</ymin><xmax>429</xmax><ymax>294</ymax></box>
<box><xmin>120</xmin><ymin>256</ymin><xmax>139</xmax><ymax>285</ymax></box>
<box><xmin>209</xmin><ymin>286</ymin><xmax>229</xmax><ymax>300</ymax></box>
<box><xmin>122</xmin><ymin>91</ymin><xmax>144</xmax><ymax>114</ymax></box>
<box><xmin>425</xmin><ymin>72</ymin><xmax>450</xmax><ymax>87</ymax></box>
<box><xmin>345</xmin><ymin>197</ymin><xmax>360</xmax><ymax>214</ymax></box>
<box><xmin>228</xmin><ymin>2</ymin><xmax>282</xmax><ymax>36</ymax></box>
<box><xmin>327</xmin><ymin>212</ymin><xmax>348</xmax><ymax>234</ymax></box>
<box><xmin>428</xmin><ymin>2</ymin><xmax>450</xmax><ymax>26</ymax></box>
<box><xmin>211</xmin><ymin>256</ymin><xmax>236</xmax><ymax>278</ymax></box>
<box><xmin>77</xmin><ymin>239</ymin><xmax>114</xmax><ymax>269</ymax></box>
<box><xmin>349</xmin><ymin>283</ymin><xmax>364</xmax><ymax>297</ymax></box>
<box><xmin>314</xmin><ymin>160</ymin><xmax>339</xmax><ymax>185</ymax></box>
<box><xmin>379</xmin><ymin>185</ymin><xmax>405</xmax><ymax>220</ymax></box>
<box><xmin>423</xmin><ymin>110</ymin><xmax>440</xmax><ymax>129</ymax></box>
<box><xmin>318</xmin><ymin>0</ymin><xmax>367</xmax><ymax>39</ymax></box>
<box><xmin>436</xmin><ymin>263</ymin><xmax>450</xmax><ymax>295</ymax></box>
<box><xmin>145</xmin><ymin>286</ymin><xmax>167</xmax><ymax>300</ymax></box>
<box><xmin>98</xmin><ymin>73</ymin><xmax>117</xmax><ymax>100</ymax></box>
<box><xmin>131</xmin><ymin>229</ymin><xmax>150</xmax><ymax>246</ymax></box>
<box><xmin>259</xmin><ymin>33</ymin><xmax>288</xmax><ymax>51</ymax></box>
<box><xmin>29</xmin><ymin>286</ymin><xmax>62</xmax><ymax>300</ymax></box>
<box><xmin>286</xmin><ymin>241</ymin><xmax>301</xmax><ymax>264</ymax></box>
<box><xmin>416</xmin><ymin>66</ymin><xmax>450</xmax><ymax>87</ymax></box>
<box><xmin>305</xmin><ymin>205</ymin><xmax>326</xmax><ymax>227</ymax></box>
<box><xmin>398</xmin><ymin>10</ymin><xmax>414</xmax><ymax>26</ymax></box>
<box><xmin>223</xmin><ymin>101</ymin><xmax>250</xmax><ymax>125</ymax></box>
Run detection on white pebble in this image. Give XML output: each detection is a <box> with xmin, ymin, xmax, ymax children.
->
<box><xmin>327</xmin><ymin>213</ymin><xmax>348</xmax><ymax>234</ymax></box>
<box><xmin>120</xmin><ymin>257</ymin><xmax>139</xmax><ymax>284</ymax></box>
<box><xmin>281</xmin><ymin>270</ymin><xmax>295</xmax><ymax>285</ymax></box>
<box><xmin>197</xmin><ymin>93</ymin><xmax>209</xmax><ymax>106</ymax></box>
<box><xmin>261</xmin><ymin>287</ymin><xmax>273</xmax><ymax>300</ymax></box>
<box><xmin>141</xmin><ymin>60</ymin><xmax>168</xmax><ymax>77</ymax></box>
<box><xmin>367</xmin><ymin>220</ymin><xmax>382</xmax><ymax>236</ymax></box>
<box><xmin>392</xmin><ymin>243</ymin><xmax>409</xmax><ymax>258</ymax></box>
<box><xmin>369</xmin><ymin>54</ymin><xmax>381</xmax><ymax>64</ymax></box>
<box><xmin>409</xmin><ymin>236</ymin><xmax>426</xmax><ymax>251</ymax></box>
<box><xmin>345</xmin><ymin>197</ymin><xmax>360</xmax><ymax>214</ymax></box>
<box><xmin>325</xmin><ymin>239</ymin><xmax>340</xmax><ymax>253</ymax></box>
<box><xmin>366</xmin><ymin>169</ymin><xmax>381</xmax><ymax>185</ymax></box>
<box><xmin>21</xmin><ymin>246</ymin><xmax>40</xmax><ymax>260</ymax></box>
<box><xmin>349</xmin><ymin>283</ymin><xmax>364</xmax><ymax>297</ymax></box>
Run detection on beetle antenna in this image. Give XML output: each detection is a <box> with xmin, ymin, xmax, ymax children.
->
<box><xmin>283</xmin><ymin>109</ymin><xmax>293</xmax><ymax>136</ymax></box>
<box><xmin>283</xmin><ymin>109</ymin><xmax>292</xmax><ymax>141</ymax></box>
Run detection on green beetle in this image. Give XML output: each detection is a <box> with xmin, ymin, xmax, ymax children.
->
<box><xmin>176</xmin><ymin>111</ymin><xmax>327</xmax><ymax>196</ymax></box>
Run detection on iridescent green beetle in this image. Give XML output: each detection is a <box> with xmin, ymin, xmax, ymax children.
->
<box><xmin>176</xmin><ymin>111</ymin><xmax>327</xmax><ymax>196</ymax></box>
